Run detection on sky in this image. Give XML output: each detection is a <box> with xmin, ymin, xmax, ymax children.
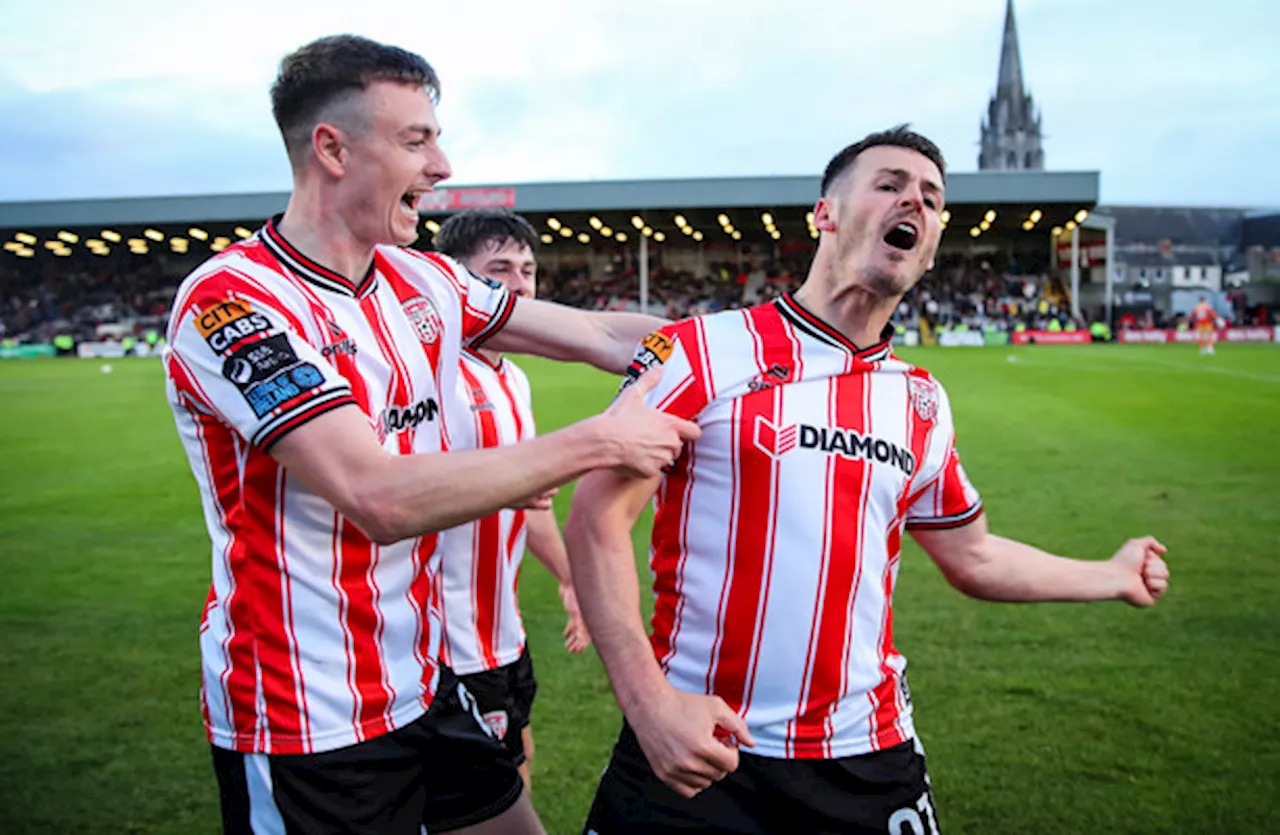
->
<box><xmin>0</xmin><ymin>0</ymin><xmax>1274</xmax><ymax>207</ymax></box>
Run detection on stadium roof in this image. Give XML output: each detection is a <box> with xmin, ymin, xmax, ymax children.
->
<box><xmin>0</xmin><ymin>170</ymin><xmax>1099</xmax><ymax>259</ymax></box>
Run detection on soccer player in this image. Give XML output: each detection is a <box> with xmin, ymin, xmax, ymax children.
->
<box><xmin>428</xmin><ymin>208</ymin><xmax>590</xmax><ymax>805</ymax></box>
<box><xmin>163</xmin><ymin>35</ymin><xmax>697</xmax><ymax>835</ymax></box>
<box><xmin>565</xmin><ymin>126</ymin><xmax>1172</xmax><ymax>834</ymax></box>
<box><xmin>1191</xmin><ymin>296</ymin><xmax>1222</xmax><ymax>355</ymax></box>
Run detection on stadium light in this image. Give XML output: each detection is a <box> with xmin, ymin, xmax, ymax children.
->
<box><xmin>969</xmin><ymin>227</ymin><xmax>981</xmax><ymax>237</ymax></box>
<box><xmin>717</xmin><ymin>214</ymin><xmax>730</xmax><ymax>227</ymax></box>
<box><xmin>631</xmin><ymin>216</ymin><xmax>644</xmax><ymax>229</ymax></box>
<box><xmin>1022</xmin><ymin>220</ymin><xmax>1034</xmax><ymax>231</ymax></box>
<box><xmin>805</xmin><ymin>212</ymin><xmax>815</xmax><ymax>225</ymax></box>
<box><xmin>761</xmin><ymin>212</ymin><xmax>774</xmax><ymax>226</ymax></box>
<box><xmin>654</xmin><ymin>231</ymin><xmax>666</xmax><ymax>242</ymax></box>
<box><xmin>682</xmin><ymin>226</ymin><xmax>694</xmax><ymax>235</ymax></box>
<box><xmin>731</xmin><ymin>231</ymin><xmax>742</xmax><ymax>240</ymax></box>
<box><xmin>85</xmin><ymin>239</ymin><xmax>104</xmax><ymax>248</ymax></box>
<box><xmin>424</xmin><ymin>220</ymin><xmax>441</xmax><ymax>233</ymax></box>
<box><xmin>130</xmin><ymin>244</ymin><xmax>149</xmax><ymax>254</ymax></box>
<box><xmin>210</xmin><ymin>241</ymin><xmax>228</xmax><ymax>253</ymax></box>
<box><xmin>189</xmin><ymin>227</ymin><xmax>209</xmax><ymax>241</ymax></box>
<box><xmin>43</xmin><ymin>240</ymin><xmax>61</xmax><ymax>250</ymax></box>
<box><xmin>1051</xmin><ymin>226</ymin><xmax>1063</xmax><ymax>237</ymax></box>
<box><xmin>559</xmin><ymin>227</ymin><xmax>573</xmax><ymax>237</ymax></box>
<box><xmin>53</xmin><ymin>248</ymin><xmax>71</xmax><ymax>257</ymax></box>
<box><xmin>615</xmin><ymin>232</ymin><xmax>627</xmax><ymax>243</ymax></box>
<box><xmin>1030</xmin><ymin>209</ymin><xmax>1043</xmax><ymax>223</ymax></box>
<box><xmin>724</xmin><ymin>225</ymin><xmax>735</xmax><ymax>235</ymax></box>
<box><xmin>642</xmin><ymin>226</ymin><xmax>653</xmax><ymax>237</ymax></box>
<box><xmin>90</xmin><ymin>248</ymin><xmax>109</xmax><ymax>256</ymax></box>
<box><xmin>234</xmin><ymin>227</ymin><xmax>252</xmax><ymax>239</ymax></box>
<box><xmin>770</xmin><ymin>230</ymin><xmax>781</xmax><ymax>240</ymax></box>
<box><xmin>3</xmin><ymin>242</ymin><xmax>22</xmax><ymax>252</ymax></box>
<box><xmin>577</xmin><ymin>232</ymin><xmax>590</xmax><ymax>244</ymax></box>
<box><xmin>588</xmin><ymin>216</ymin><xmax>602</xmax><ymax>230</ymax></box>
<box><xmin>810</xmin><ymin>229</ymin><xmax>819</xmax><ymax>239</ymax></box>
<box><xmin>100</xmin><ymin>230</ymin><xmax>121</xmax><ymax>243</ymax></box>
<box><xmin>15</xmin><ymin>232</ymin><xmax>36</xmax><ymax>245</ymax></box>
<box><xmin>212</xmin><ymin>236</ymin><xmax>231</xmax><ymax>247</ymax></box>
<box><xmin>144</xmin><ymin>228</ymin><xmax>164</xmax><ymax>242</ymax></box>
<box><xmin>16</xmin><ymin>248</ymin><xmax>34</xmax><ymax>257</ymax></box>
<box><xmin>547</xmin><ymin>217</ymin><xmax>562</xmax><ymax>231</ymax></box>
<box><xmin>1075</xmin><ymin>209</ymin><xmax>1089</xmax><ymax>223</ymax></box>
<box><xmin>674</xmin><ymin>214</ymin><xmax>687</xmax><ymax>228</ymax></box>
<box><xmin>984</xmin><ymin>210</ymin><xmax>997</xmax><ymax>223</ymax></box>
<box><xmin>979</xmin><ymin>220</ymin><xmax>991</xmax><ymax>231</ymax></box>
<box><xmin>941</xmin><ymin>210</ymin><xmax>951</xmax><ymax>224</ymax></box>
<box><xmin>540</xmin><ymin>233</ymin><xmax>553</xmax><ymax>245</ymax></box>
<box><xmin>57</xmin><ymin>230</ymin><xmax>79</xmax><ymax>244</ymax></box>
<box><xmin>692</xmin><ymin>231</ymin><xmax>703</xmax><ymax>242</ymax></box>
<box><xmin>127</xmin><ymin>238</ymin><xmax>146</xmax><ymax>247</ymax></box>
<box><xmin>1065</xmin><ymin>220</ymin><xmax>1077</xmax><ymax>231</ymax></box>
<box><xmin>600</xmin><ymin>226</ymin><xmax>613</xmax><ymax>237</ymax></box>
<box><xmin>170</xmin><ymin>237</ymin><xmax>189</xmax><ymax>247</ymax></box>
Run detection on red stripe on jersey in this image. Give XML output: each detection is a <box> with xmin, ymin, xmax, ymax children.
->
<box><xmin>289</xmin><ymin>277</ymin><xmax>375</xmax><ymax>417</ymax></box>
<box><xmin>460</xmin><ymin>361</ymin><xmax>503</xmax><ymax>670</ymax></box>
<box><xmin>192</xmin><ymin>269</ymin><xmax>311</xmax><ymax>339</ymax></box>
<box><xmin>335</xmin><ymin>519</ymin><xmax>394</xmax><ymax>741</ymax></box>
<box><xmin>492</xmin><ymin>361</ymin><xmax>526</xmax><ymax>440</ymax></box>
<box><xmin>650</xmin><ymin>441</ymin><xmax>696</xmax><ymax>671</ymax></box>
<box><xmin>708</xmin><ymin>306</ymin><xmax>793</xmax><ymax>712</ymax></box>
<box><xmin>237</xmin><ymin>452</ymin><xmax>304</xmax><ymax>747</ymax></box>
<box><xmin>791</xmin><ymin>369</ymin><xmax>871</xmax><ymax>757</ymax></box>
<box><xmin>408</xmin><ymin>531</ymin><xmax>438</xmax><ymax>711</ymax></box>
<box><xmin>329</xmin><ymin>513</ymin><xmax>363</xmax><ymax>741</ymax></box>
<box><xmin>274</xmin><ymin>468</ymin><xmax>313</xmax><ymax>750</ymax></box>
<box><xmin>360</xmin><ymin>292</ymin><xmax>415</xmax><ymax>455</ymax></box>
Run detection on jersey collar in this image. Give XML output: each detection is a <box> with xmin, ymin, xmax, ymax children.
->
<box><xmin>260</xmin><ymin>215</ymin><xmax>379</xmax><ymax>299</ymax></box>
<box><xmin>775</xmin><ymin>293</ymin><xmax>893</xmax><ymax>362</ymax></box>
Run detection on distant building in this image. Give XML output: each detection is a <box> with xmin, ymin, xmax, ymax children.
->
<box><xmin>978</xmin><ymin>0</ymin><xmax>1045</xmax><ymax>171</ymax></box>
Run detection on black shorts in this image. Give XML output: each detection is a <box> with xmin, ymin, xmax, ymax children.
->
<box><xmin>454</xmin><ymin>648</ymin><xmax>538</xmax><ymax>766</ymax></box>
<box><xmin>583</xmin><ymin>722</ymin><xmax>940</xmax><ymax>834</ymax></box>
<box><xmin>211</xmin><ymin>667</ymin><xmax>522</xmax><ymax>835</ymax></box>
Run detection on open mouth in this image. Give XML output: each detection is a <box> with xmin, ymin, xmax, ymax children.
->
<box><xmin>400</xmin><ymin>191</ymin><xmax>423</xmax><ymax>214</ymax></box>
<box><xmin>883</xmin><ymin>222</ymin><xmax>918</xmax><ymax>251</ymax></box>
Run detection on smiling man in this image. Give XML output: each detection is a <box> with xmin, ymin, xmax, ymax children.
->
<box><xmin>163</xmin><ymin>35</ymin><xmax>698</xmax><ymax>835</ymax></box>
<box><xmin>565</xmin><ymin>126</ymin><xmax>1172</xmax><ymax>834</ymax></box>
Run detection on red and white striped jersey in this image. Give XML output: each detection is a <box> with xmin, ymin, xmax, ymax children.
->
<box><xmin>626</xmin><ymin>293</ymin><xmax>982</xmax><ymax>760</ymax></box>
<box><xmin>163</xmin><ymin>217</ymin><xmax>515</xmax><ymax>755</ymax></box>
<box><xmin>436</xmin><ymin>352</ymin><xmax>537</xmax><ymax>675</ymax></box>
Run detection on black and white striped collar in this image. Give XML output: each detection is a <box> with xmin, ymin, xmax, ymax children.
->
<box><xmin>261</xmin><ymin>215</ymin><xmax>379</xmax><ymax>299</ymax></box>
<box><xmin>775</xmin><ymin>293</ymin><xmax>893</xmax><ymax>362</ymax></box>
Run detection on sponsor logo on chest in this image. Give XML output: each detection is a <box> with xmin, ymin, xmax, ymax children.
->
<box><xmin>753</xmin><ymin>415</ymin><xmax>916</xmax><ymax>475</ymax></box>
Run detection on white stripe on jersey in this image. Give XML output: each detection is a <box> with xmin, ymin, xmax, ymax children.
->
<box><xmin>633</xmin><ymin>295</ymin><xmax>982</xmax><ymax>760</ymax></box>
<box><xmin>437</xmin><ymin>352</ymin><xmax>537</xmax><ymax>675</ymax></box>
<box><xmin>165</xmin><ymin>218</ymin><xmax>514</xmax><ymax>755</ymax></box>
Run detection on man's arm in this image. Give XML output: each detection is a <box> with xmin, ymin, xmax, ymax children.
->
<box><xmin>910</xmin><ymin>514</ymin><xmax>1170</xmax><ymax>605</ymax></box>
<box><xmin>565</xmin><ymin>468</ymin><xmax>753</xmax><ymax>799</ymax></box>
<box><xmin>524</xmin><ymin>508</ymin><xmax>590</xmax><ymax>653</ymax></box>
<box><xmin>482</xmin><ymin>298</ymin><xmax>664</xmax><ymax>375</ymax></box>
<box><xmin>271</xmin><ymin>370</ymin><xmax>698</xmax><ymax>545</ymax></box>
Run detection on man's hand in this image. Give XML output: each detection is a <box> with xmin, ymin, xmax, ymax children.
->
<box><xmin>595</xmin><ymin>368</ymin><xmax>700</xmax><ymax>478</ymax></box>
<box><xmin>559</xmin><ymin>583</ymin><xmax>591</xmax><ymax>653</ymax></box>
<box><xmin>628</xmin><ymin>685</ymin><xmax>756</xmax><ymax>799</ymax></box>
<box><xmin>508</xmin><ymin>488</ymin><xmax>557</xmax><ymax>512</ymax></box>
<box><xmin>1110</xmin><ymin>536</ymin><xmax>1170</xmax><ymax>606</ymax></box>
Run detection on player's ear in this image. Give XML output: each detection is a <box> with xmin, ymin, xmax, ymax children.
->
<box><xmin>313</xmin><ymin>123</ymin><xmax>348</xmax><ymax>177</ymax></box>
<box><xmin>813</xmin><ymin>198</ymin><xmax>837</xmax><ymax>233</ymax></box>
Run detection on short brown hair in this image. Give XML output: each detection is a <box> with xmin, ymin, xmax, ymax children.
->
<box><xmin>821</xmin><ymin>125</ymin><xmax>946</xmax><ymax>196</ymax></box>
<box><xmin>270</xmin><ymin>35</ymin><xmax>440</xmax><ymax>165</ymax></box>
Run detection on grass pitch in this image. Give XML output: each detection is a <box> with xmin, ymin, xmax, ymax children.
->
<box><xmin>1</xmin><ymin>344</ymin><xmax>1277</xmax><ymax>833</ymax></box>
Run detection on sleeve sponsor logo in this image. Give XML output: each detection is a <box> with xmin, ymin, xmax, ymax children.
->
<box><xmin>196</xmin><ymin>299</ymin><xmax>273</xmax><ymax>354</ymax></box>
<box><xmin>620</xmin><ymin>330</ymin><xmax>675</xmax><ymax>393</ymax></box>
<box><xmin>466</xmin><ymin>267</ymin><xmax>503</xmax><ymax>291</ymax></box>
<box><xmin>220</xmin><ymin>333</ymin><xmax>324</xmax><ymax>418</ymax></box>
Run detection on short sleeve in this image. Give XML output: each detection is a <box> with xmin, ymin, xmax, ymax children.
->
<box><xmin>903</xmin><ymin>379</ymin><xmax>983</xmax><ymax>529</ymax></box>
<box><xmin>455</xmin><ymin>259</ymin><xmax>516</xmax><ymax>346</ymax></box>
<box><xmin>166</xmin><ymin>276</ymin><xmax>357</xmax><ymax>452</ymax></box>
<box><xmin>618</xmin><ymin>325</ymin><xmax>708</xmax><ymax>421</ymax></box>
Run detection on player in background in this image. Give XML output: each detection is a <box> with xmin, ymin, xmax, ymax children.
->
<box><xmin>1191</xmin><ymin>296</ymin><xmax>1223</xmax><ymax>355</ymax></box>
<box><xmin>429</xmin><ymin>208</ymin><xmax>590</xmax><ymax>809</ymax></box>
<box><xmin>565</xmin><ymin>125</ymin><xmax>1171</xmax><ymax>834</ymax></box>
<box><xmin>165</xmin><ymin>35</ymin><xmax>697</xmax><ymax>835</ymax></box>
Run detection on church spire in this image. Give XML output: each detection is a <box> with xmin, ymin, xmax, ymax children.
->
<box><xmin>996</xmin><ymin>0</ymin><xmax>1024</xmax><ymax>99</ymax></box>
<box><xmin>978</xmin><ymin>0</ymin><xmax>1044</xmax><ymax>171</ymax></box>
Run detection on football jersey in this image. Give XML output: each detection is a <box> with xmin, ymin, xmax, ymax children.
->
<box><xmin>437</xmin><ymin>351</ymin><xmax>537</xmax><ymax>675</ymax></box>
<box><xmin>626</xmin><ymin>293</ymin><xmax>982</xmax><ymax>760</ymax></box>
<box><xmin>164</xmin><ymin>217</ymin><xmax>515</xmax><ymax>755</ymax></box>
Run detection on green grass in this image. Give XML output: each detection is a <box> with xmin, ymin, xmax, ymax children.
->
<box><xmin>1</xmin><ymin>344</ymin><xmax>1278</xmax><ymax>833</ymax></box>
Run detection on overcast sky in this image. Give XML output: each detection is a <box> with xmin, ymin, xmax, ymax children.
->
<box><xmin>0</xmin><ymin>0</ymin><xmax>1274</xmax><ymax>207</ymax></box>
